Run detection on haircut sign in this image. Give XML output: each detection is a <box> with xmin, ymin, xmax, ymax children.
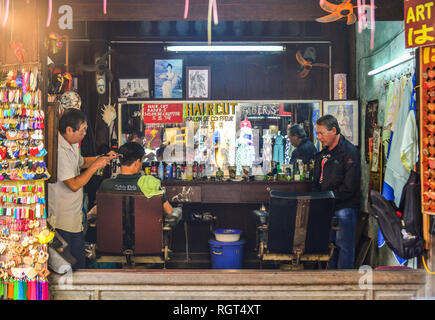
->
<box><xmin>183</xmin><ymin>102</ymin><xmax>237</xmax><ymax>122</ymax></box>
<box><xmin>405</xmin><ymin>0</ymin><xmax>435</xmax><ymax>48</ymax></box>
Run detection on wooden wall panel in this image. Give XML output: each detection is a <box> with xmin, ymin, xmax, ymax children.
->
<box><xmin>110</xmin><ymin>43</ymin><xmax>331</xmax><ymax>100</ymax></box>
<box><xmin>0</xmin><ymin>0</ymin><xmax>41</xmax><ymax>65</ymax></box>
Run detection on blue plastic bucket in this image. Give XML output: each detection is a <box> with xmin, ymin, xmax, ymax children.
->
<box><xmin>208</xmin><ymin>239</ymin><xmax>245</xmax><ymax>269</ymax></box>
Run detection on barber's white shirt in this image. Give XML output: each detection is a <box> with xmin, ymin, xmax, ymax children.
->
<box><xmin>48</xmin><ymin>133</ymin><xmax>85</xmax><ymax>233</ymax></box>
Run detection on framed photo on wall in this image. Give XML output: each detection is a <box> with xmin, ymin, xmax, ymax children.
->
<box><xmin>187</xmin><ymin>67</ymin><xmax>210</xmax><ymax>99</ymax></box>
<box><xmin>323</xmin><ymin>100</ymin><xmax>359</xmax><ymax>146</ymax></box>
<box><xmin>154</xmin><ymin>59</ymin><xmax>183</xmax><ymax>98</ymax></box>
<box><xmin>119</xmin><ymin>78</ymin><xmax>150</xmax><ymax>98</ymax></box>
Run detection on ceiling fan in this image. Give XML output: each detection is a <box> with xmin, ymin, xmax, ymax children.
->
<box><xmin>296</xmin><ymin>48</ymin><xmax>329</xmax><ymax>79</ymax></box>
<box><xmin>75</xmin><ymin>49</ymin><xmax>113</xmax><ymax>95</ymax></box>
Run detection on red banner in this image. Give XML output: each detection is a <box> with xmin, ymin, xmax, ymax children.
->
<box><xmin>143</xmin><ymin>103</ymin><xmax>184</xmax><ymax>123</ymax></box>
<box><xmin>405</xmin><ymin>0</ymin><xmax>435</xmax><ymax>48</ymax></box>
<box><xmin>420</xmin><ymin>45</ymin><xmax>435</xmax><ymax>214</ymax></box>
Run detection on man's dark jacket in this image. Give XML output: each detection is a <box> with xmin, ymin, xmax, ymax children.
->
<box><xmin>312</xmin><ymin>134</ymin><xmax>361</xmax><ymax>210</ymax></box>
<box><xmin>290</xmin><ymin>138</ymin><xmax>317</xmax><ymax>164</ymax></box>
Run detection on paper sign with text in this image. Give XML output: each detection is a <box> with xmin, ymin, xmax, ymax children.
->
<box><xmin>143</xmin><ymin>103</ymin><xmax>184</xmax><ymax>123</ymax></box>
<box><xmin>405</xmin><ymin>0</ymin><xmax>435</xmax><ymax>48</ymax></box>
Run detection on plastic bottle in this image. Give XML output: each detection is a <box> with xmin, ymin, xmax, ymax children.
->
<box><xmin>199</xmin><ymin>163</ymin><xmax>205</xmax><ymax>179</ymax></box>
<box><xmin>175</xmin><ymin>162</ymin><xmax>181</xmax><ymax>180</ymax></box>
<box><xmin>286</xmin><ymin>167</ymin><xmax>292</xmax><ymax>181</ymax></box>
<box><xmin>310</xmin><ymin>160</ymin><xmax>315</xmax><ymax>181</ymax></box>
<box><xmin>216</xmin><ymin>167</ymin><xmax>224</xmax><ymax>182</ymax></box>
<box><xmin>304</xmin><ymin>164</ymin><xmax>310</xmax><ymax>181</ymax></box>
<box><xmin>151</xmin><ymin>161</ymin><xmax>158</xmax><ymax>177</ymax></box>
<box><xmin>185</xmin><ymin>164</ymin><xmax>193</xmax><ymax>181</ymax></box>
<box><xmin>297</xmin><ymin>159</ymin><xmax>304</xmax><ymax>181</ymax></box>
<box><xmin>144</xmin><ymin>162</ymin><xmax>151</xmax><ymax>175</ymax></box>
<box><xmin>167</xmin><ymin>163</ymin><xmax>173</xmax><ymax>179</ymax></box>
<box><xmin>181</xmin><ymin>162</ymin><xmax>186</xmax><ymax>180</ymax></box>
<box><xmin>193</xmin><ymin>161</ymin><xmax>199</xmax><ymax>180</ymax></box>
<box><xmin>158</xmin><ymin>161</ymin><xmax>165</xmax><ymax>180</ymax></box>
<box><xmin>293</xmin><ymin>162</ymin><xmax>300</xmax><ymax>181</ymax></box>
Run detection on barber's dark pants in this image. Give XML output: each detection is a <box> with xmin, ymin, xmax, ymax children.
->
<box><xmin>329</xmin><ymin>207</ymin><xmax>358</xmax><ymax>269</ymax></box>
<box><xmin>56</xmin><ymin>229</ymin><xmax>86</xmax><ymax>270</ymax></box>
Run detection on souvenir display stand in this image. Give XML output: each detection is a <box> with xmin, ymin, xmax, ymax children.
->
<box><xmin>0</xmin><ymin>64</ymin><xmax>51</xmax><ymax>300</ymax></box>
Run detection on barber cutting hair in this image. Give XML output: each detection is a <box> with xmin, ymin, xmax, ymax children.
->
<box><xmin>48</xmin><ymin>108</ymin><xmax>118</xmax><ymax>269</ymax></box>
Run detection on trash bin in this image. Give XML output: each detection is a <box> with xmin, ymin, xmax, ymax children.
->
<box><xmin>208</xmin><ymin>239</ymin><xmax>245</xmax><ymax>269</ymax></box>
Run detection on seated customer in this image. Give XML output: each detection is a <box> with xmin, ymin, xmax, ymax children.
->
<box><xmin>99</xmin><ymin>142</ymin><xmax>173</xmax><ymax>215</ymax></box>
<box><xmin>288</xmin><ymin>124</ymin><xmax>318</xmax><ymax>164</ymax></box>
<box><xmin>127</xmin><ymin>132</ymin><xmax>155</xmax><ymax>161</ymax></box>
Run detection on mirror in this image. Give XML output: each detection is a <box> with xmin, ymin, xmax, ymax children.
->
<box><xmin>119</xmin><ymin>100</ymin><xmax>321</xmax><ymax>175</ymax></box>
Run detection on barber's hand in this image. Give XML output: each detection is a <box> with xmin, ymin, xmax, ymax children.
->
<box><xmin>92</xmin><ymin>156</ymin><xmax>111</xmax><ymax>170</ymax></box>
<box><xmin>106</xmin><ymin>150</ymin><xmax>118</xmax><ymax>160</ymax></box>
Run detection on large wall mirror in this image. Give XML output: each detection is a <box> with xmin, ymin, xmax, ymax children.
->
<box><xmin>118</xmin><ymin>100</ymin><xmax>321</xmax><ymax>175</ymax></box>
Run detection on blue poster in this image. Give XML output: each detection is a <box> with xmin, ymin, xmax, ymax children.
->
<box><xmin>154</xmin><ymin>59</ymin><xmax>183</xmax><ymax>98</ymax></box>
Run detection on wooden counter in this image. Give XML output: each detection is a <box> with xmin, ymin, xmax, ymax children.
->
<box><xmin>162</xmin><ymin>180</ymin><xmax>312</xmax><ymax>204</ymax></box>
<box><xmin>49</xmin><ymin>269</ymin><xmax>428</xmax><ymax>300</ymax></box>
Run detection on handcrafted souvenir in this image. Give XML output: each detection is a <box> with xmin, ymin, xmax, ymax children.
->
<box><xmin>37</xmin><ymin>250</ymin><xmax>49</xmax><ymax>264</ymax></box>
<box><xmin>0</xmin><ymin>66</ymin><xmax>48</xmax><ymax>298</ymax></box>
<box><xmin>101</xmin><ymin>104</ymin><xmax>117</xmax><ymax>127</ymax></box>
<box><xmin>46</xmin><ymin>33</ymin><xmax>63</xmax><ymax>54</ymax></box>
<box><xmin>59</xmin><ymin>90</ymin><xmax>81</xmax><ymax>110</ymax></box>
<box><xmin>5</xmin><ymin>130</ymin><xmax>18</xmax><ymax>140</ymax></box>
<box><xmin>23</xmin><ymin>256</ymin><xmax>34</xmax><ymax>266</ymax></box>
<box><xmin>10</xmin><ymin>41</ymin><xmax>25</xmax><ymax>63</ymax></box>
<box><xmin>38</xmin><ymin>268</ymin><xmax>50</xmax><ymax>277</ymax></box>
<box><xmin>35</xmin><ymin>227</ymin><xmax>54</xmax><ymax>244</ymax></box>
<box><xmin>0</xmin><ymin>242</ymin><xmax>6</xmax><ymax>254</ymax></box>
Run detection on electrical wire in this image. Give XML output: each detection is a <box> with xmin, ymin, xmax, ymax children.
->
<box><xmin>356</xmin><ymin>28</ymin><xmax>406</xmax><ymax>99</ymax></box>
<box><xmin>422</xmin><ymin>254</ymin><xmax>435</xmax><ymax>274</ymax></box>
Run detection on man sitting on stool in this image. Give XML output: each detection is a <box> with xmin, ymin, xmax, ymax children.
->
<box><xmin>98</xmin><ymin>142</ymin><xmax>181</xmax><ymax>224</ymax></box>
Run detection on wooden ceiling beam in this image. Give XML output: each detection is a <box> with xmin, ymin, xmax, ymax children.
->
<box><xmin>54</xmin><ymin>0</ymin><xmax>403</xmax><ymax>22</ymax></box>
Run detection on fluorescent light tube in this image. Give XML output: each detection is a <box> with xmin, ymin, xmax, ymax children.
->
<box><xmin>166</xmin><ymin>45</ymin><xmax>285</xmax><ymax>52</ymax></box>
<box><xmin>368</xmin><ymin>52</ymin><xmax>414</xmax><ymax>76</ymax></box>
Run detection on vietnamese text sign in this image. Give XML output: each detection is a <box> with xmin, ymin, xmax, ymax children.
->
<box><xmin>405</xmin><ymin>0</ymin><xmax>435</xmax><ymax>48</ymax></box>
<box><xmin>143</xmin><ymin>103</ymin><xmax>184</xmax><ymax>123</ymax></box>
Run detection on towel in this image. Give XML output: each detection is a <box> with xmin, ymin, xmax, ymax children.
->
<box><xmin>137</xmin><ymin>175</ymin><xmax>164</xmax><ymax>198</ymax></box>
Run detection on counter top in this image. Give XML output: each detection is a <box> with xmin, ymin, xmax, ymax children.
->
<box><xmin>161</xmin><ymin>179</ymin><xmax>312</xmax><ymax>185</ymax></box>
<box><xmin>161</xmin><ymin>179</ymin><xmax>312</xmax><ymax>203</ymax></box>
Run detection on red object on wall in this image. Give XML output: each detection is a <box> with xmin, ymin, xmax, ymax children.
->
<box><xmin>405</xmin><ymin>0</ymin><xmax>435</xmax><ymax>48</ymax></box>
<box><xmin>143</xmin><ymin>103</ymin><xmax>184</xmax><ymax>123</ymax></box>
<box><xmin>420</xmin><ymin>45</ymin><xmax>435</xmax><ymax>214</ymax></box>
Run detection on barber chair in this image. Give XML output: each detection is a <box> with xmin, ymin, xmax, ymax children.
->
<box><xmin>95</xmin><ymin>191</ymin><xmax>181</xmax><ymax>268</ymax></box>
<box><xmin>253</xmin><ymin>190</ymin><xmax>335</xmax><ymax>270</ymax></box>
